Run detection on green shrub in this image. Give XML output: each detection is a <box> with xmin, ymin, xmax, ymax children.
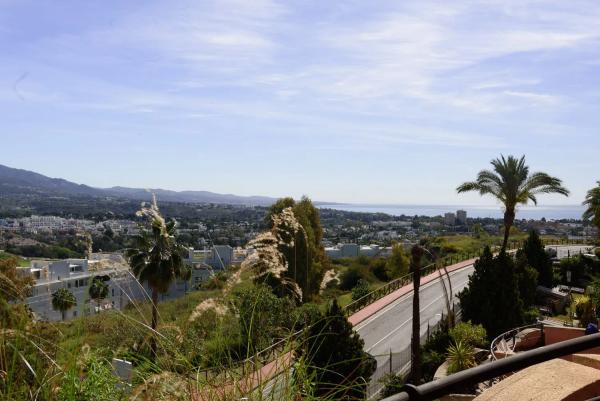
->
<box><xmin>370</xmin><ymin>257</ymin><xmax>390</xmax><ymax>281</ymax></box>
<box><xmin>379</xmin><ymin>373</ymin><xmax>405</xmax><ymax>398</ymax></box>
<box><xmin>339</xmin><ymin>267</ymin><xmax>364</xmax><ymax>290</ymax></box>
<box><xmin>351</xmin><ymin>279</ymin><xmax>370</xmax><ymax>301</ymax></box>
<box><xmin>58</xmin><ymin>354</ymin><xmax>125</xmax><ymax>401</ymax></box>
<box><xmin>449</xmin><ymin>322</ymin><xmax>488</xmax><ymax>348</ymax></box>
<box><xmin>421</xmin><ymin>350</ymin><xmax>445</xmax><ymax>382</ymax></box>
<box><xmin>446</xmin><ymin>341</ymin><xmax>476</xmax><ymax>374</ymax></box>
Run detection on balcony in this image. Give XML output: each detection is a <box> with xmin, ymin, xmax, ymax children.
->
<box><xmin>381</xmin><ymin>328</ymin><xmax>600</xmax><ymax>401</ymax></box>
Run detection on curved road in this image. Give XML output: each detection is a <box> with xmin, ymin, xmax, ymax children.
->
<box><xmin>352</xmin><ymin>244</ymin><xmax>592</xmax><ymax>397</ymax></box>
<box><xmin>260</xmin><ymin>245</ymin><xmax>593</xmax><ymax>399</ymax></box>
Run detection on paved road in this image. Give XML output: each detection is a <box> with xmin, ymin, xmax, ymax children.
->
<box><xmin>356</xmin><ymin>267</ymin><xmax>472</xmax><ymax>362</ymax></box>
<box><xmin>261</xmin><ymin>245</ymin><xmax>593</xmax><ymax>399</ymax></box>
<box><xmin>355</xmin><ymin>245</ymin><xmax>593</xmax><ymax>373</ymax></box>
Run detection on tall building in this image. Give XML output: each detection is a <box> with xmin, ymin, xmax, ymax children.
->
<box><xmin>444</xmin><ymin>212</ymin><xmax>456</xmax><ymax>226</ymax></box>
<box><xmin>456</xmin><ymin>210</ymin><xmax>467</xmax><ymax>225</ymax></box>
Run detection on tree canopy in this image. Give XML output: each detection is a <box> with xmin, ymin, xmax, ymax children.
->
<box><xmin>52</xmin><ymin>288</ymin><xmax>77</xmax><ymax>321</ymax></box>
<box><xmin>518</xmin><ymin>230</ymin><xmax>552</xmax><ymax>287</ymax></box>
<box><xmin>457</xmin><ymin>155</ymin><xmax>569</xmax><ymax>251</ymax></box>
<box><xmin>266</xmin><ymin>196</ymin><xmax>328</xmax><ymax>301</ymax></box>
<box><xmin>458</xmin><ymin>247</ymin><xmax>525</xmax><ymax>337</ymax></box>
<box><xmin>297</xmin><ymin>299</ymin><xmax>376</xmax><ymax>400</ymax></box>
<box><xmin>583</xmin><ymin>181</ymin><xmax>600</xmax><ymax>241</ymax></box>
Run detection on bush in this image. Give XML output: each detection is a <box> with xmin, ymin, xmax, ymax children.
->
<box><xmin>523</xmin><ymin>308</ymin><xmax>540</xmax><ymax>324</ymax></box>
<box><xmin>297</xmin><ymin>300</ymin><xmax>376</xmax><ymax>400</ymax></box>
<box><xmin>423</xmin><ymin>321</ymin><xmax>451</xmax><ymax>354</ymax></box>
<box><xmin>339</xmin><ymin>267</ymin><xmax>364</xmax><ymax>290</ymax></box>
<box><xmin>58</xmin><ymin>354</ymin><xmax>125</xmax><ymax>401</ymax></box>
<box><xmin>351</xmin><ymin>279</ymin><xmax>370</xmax><ymax>301</ymax></box>
<box><xmin>379</xmin><ymin>373</ymin><xmax>405</xmax><ymax>398</ymax></box>
<box><xmin>446</xmin><ymin>341</ymin><xmax>476</xmax><ymax>374</ymax></box>
<box><xmin>421</xmin><ymin>350</ymin><xmax>445</xmax><ymax>382</ymax></box>
<box><xmin>201</xmin><ymin>271</ymin><xmax>229</xmax><ymax>290</ymax></box>
<box><xmin>449</xmin><ymin>322</ymin><xmax>488</xmax><ymax>348</ymax></box>
<box><xmin>292</xmin><ymin>303</ymin><xmax>323</xmax><ymax>330</ymax></box>
<box><xmin>370</xmin><ymin>258</ymin><xmax>390</xmax><ymax>281</ymax></box>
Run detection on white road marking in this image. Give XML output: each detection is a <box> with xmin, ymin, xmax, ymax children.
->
<box><xmin>366</xmin><ymin>279</ymin><xmax>469</xmax><ymax>352</ymax></box>
<box><xmin>355</xmin><ymin>267</ymin><xmax>473</xmax><ymax>331</ymax></box>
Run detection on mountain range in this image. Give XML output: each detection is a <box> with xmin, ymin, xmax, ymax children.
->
<box><xmin>0</xmin><ymin>164</ymin><xmax>279</xmax><ymax>206</ymax></box>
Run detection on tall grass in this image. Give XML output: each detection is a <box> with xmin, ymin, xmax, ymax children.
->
<box><xmin>2</xmin><ymin>262</ymin><xmax>374</xmax><ymax>401</ymax></box>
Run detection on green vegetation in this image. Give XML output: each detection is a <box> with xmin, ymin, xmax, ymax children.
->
<box><xmin>420</xmin><ymin>320</ymin><xmax>487</xmax><ymax>382</ymax></box>
<box><xmin>583</xmin><ymin>181</ymin><xmax>600</xmax><ymax>242</ymax></box>
<box><xmin>518</xmin><ymin>230</ymin><xmax>553</xmax><ymax>287</ymax></box>
<box><xmin>0</xmin><ymin>250</ymin><xmax>29</xmax><ymax>267</ymax></box>
<box><xmin>52</xmin><ymin>287</ymin><xmax>77</xmax><ymax>321</ymax></box>
<box><xmin>267</xmin><ymin>196</ymin><xmax>328</xmax><ymax>302</ymax></box>
<box><xmin>351</xmin><ymin>279</ymin><xmax>370</xmax><ymax>301</ymax></box>
<box><xmin>89</xmin><ymin>277</ymin><xmax>109</xmax><ymax>313</ymax></box>
<box><xmin>458</xmin><ymin>247</ymin><xmax>527</xmax><ymax>338</ymax></box>
<box><xmin>446</xmin><ymin>341</ymin><xmax>476</xmax><ymax>374</ymax></box>
<box><xmin>5</xmin><ymin>243</ymin><xmax>82</xmax><ymax>259</ymax></box>
<box><xmin>448</xmin><ymin>322</ymin><xmax>488</xmax><ymax>349</ymax></box>
<box><xmin>126</xmin><ymin>198</ymin><xmax>190</xmax><ymax>358</ymax></box>
<box><xmin>231</xmin><ymin>284</ymin><xmax>295</xmax><ymax>353</ymax></box>
<box><xmin>379</xmin><ymin>373</ymin><xmax>405</xmax><ymax>399</ymax></box>
<box><xmin>57</xmin><ymin>354</ymin><xmax>125</xmax><ymax>401</ymax></box>
<box><xmin>297</xmin><ymin>299</ymin><xmax>376</xmax><ymax>400</ymax></box>
<box><xmin>457</xmin><ymin>154</ymin><xmax>569</xmax><ymax>251</ymax></box>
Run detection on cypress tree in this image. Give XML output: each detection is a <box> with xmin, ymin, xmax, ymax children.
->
<box><xmin>519</xmin><ymin>230</ymin><xmax>553</xmax><ymax>287</ymax></box>
<box><xmin>297</xmin><ymin>300</ymin><xmax>376</xmax><ymax>400</ymax></box>
<box><xmin>458</xmin><ymin>247</ymin><xmax>525</xmax><ymax>338</ymax></box>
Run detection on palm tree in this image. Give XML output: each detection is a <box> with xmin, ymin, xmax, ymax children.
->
<box><xmin>52</xmin><ymin>288</ymin><xmax>76</xmax><ymax>321</ymax></box>
<box><xmin>583</xmin><ymin>181</ymin><xmax>600</xmax><ymax>243</ymax></box>
<box><xmin>126</xmin><ymin>197</ymin><xmax>189</xmax><ymax>358</ymax></box>
<box><xmin>409</xmin><ymin>245</ymin><xmax>424</xmax><ymax>384</ymax></box>
<box><xmin>457</xmin><ymin>155</ymin><xmax>569</xmax><ymax>252</ymax></box>
<box><xmin>89</xmin><ymin>277</ymin><xmax>109</xmax><ymax>313</ymax></box>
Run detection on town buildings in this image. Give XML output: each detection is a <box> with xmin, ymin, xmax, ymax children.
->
<box><xmin>20</xmin><ymin>245</ymin><xmax>236</xmax><ymax>322</ymax></box>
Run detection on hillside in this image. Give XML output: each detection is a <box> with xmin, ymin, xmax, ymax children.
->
<box><xmin>0</xmin><ymin>164</ymin><xmax>276</xmax><ymax>206</ymax></box>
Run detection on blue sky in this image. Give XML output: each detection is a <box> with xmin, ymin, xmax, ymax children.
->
<box><xmin>1</xmin><ymin>0</ymin><xmax>599</xmax><ymax>205</ymax></box>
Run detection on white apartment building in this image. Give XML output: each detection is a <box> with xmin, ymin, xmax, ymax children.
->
<box><xmin>23</xmin><ymin>252</ymin><xmax>215</xmax><ymax>322</ymax></box>
<box><xmin>324</xmin><ymin>243</ymin><xmax>396</xmax><ymax>259</ymax></box>
<box><xmin>186</xmin><ymin>245</ymin><xmax>234</xmax><ymax>269</ymax></box>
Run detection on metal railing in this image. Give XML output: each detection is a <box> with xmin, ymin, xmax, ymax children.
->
<box><xmin>382</xmin><ymin>332</ymin><xmax>600</xmax><ymax>401</ymax></box>
<box><xmin>345</xmin><ymin>240</ymin><xmax>595</xmax><ymax>316</ymax></box>
<box><xmin>367</xmin><ymin>306</ymin><xmax>462</xmax><ymax>399</ymax></box>
<box><xmin>489</xmin><ymin>322</ymin><xmax>544</xmax><ymax>361</ymax></box>
<box><xmin>345</xmin><ymin>262</ymin><xmax>432</xmax><ymax>316</ymax></box>
<box><xmin>197</xmin><ymin>241</ymin><xmax>594</xmax><ymax>388</ymax></box>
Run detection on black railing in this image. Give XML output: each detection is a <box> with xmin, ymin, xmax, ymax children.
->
<box><xmin>382</xmin><ymin>332</ymin><xmax>600</xmax><ymax>401</ymax></box>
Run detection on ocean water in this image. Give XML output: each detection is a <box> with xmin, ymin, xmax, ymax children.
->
<box><xmin>317</xmin><ymin>204</ymin><xmax>586</xmax><ymax>220</ymax></box>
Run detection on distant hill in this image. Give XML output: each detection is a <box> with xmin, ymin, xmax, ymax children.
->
<box><xmin>103</xmin><ymin>186</ymin><xmax>278</xmax><ymax>205</ymax></box>
<box><xmin>0</xmin><ymin>164</ymin><xmax>277</xmax><ymax>206</ymax></box>
<box><xmin>0</xmin><ymin>164</ymin><xmax>104</xmax><ymax>197</ymax></box>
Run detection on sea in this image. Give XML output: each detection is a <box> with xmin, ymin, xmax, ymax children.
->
<box><xmin>317</xmin><ymin>204</ymin><xmax>586</xmax><ymax>220</ymax></box>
